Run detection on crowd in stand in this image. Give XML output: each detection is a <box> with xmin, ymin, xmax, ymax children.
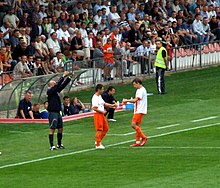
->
<box><xmin>0</xmin><ymin>0</ymin><xmax>220</xmax><ymax>84</ymax></box>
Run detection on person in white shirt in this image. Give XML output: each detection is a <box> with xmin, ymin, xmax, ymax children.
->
<box><xmin>51</xmin><ymin>51</ymin><xmax>64</xmax><ymax>72</ymax></box>
<box><xmin>134</xmin><ymin>40</ymin><xmax>151</xmax><ymax>74</ymax></box>
<box><xmin>108</xmin><ymin>5</ymin><xmax>120</xmax><ymax>24</ymax></box>
<box><xmin>46</xmin><ymin>32</ymin><xmax>61</xmax><ymax>57</ymax></box>
<box><xmin>79</xmin><ymin>22</ymin><xmax>88</xmax><ymax>39</ymax></box>
<box><xmin>93</xmin><ymin>9</ymin><xmax>102</xmax><ymax>25</ymax></box>
<box><xmin>59</xmin><ymin>24</ymin><xmax>71</xmax><ymax>50</ymax></box>
<box><xmin>123</xmin><ymin>78</ymin><xmax>148</xmax><ymax>147</ymax></box>
<box><xmin>92</xmin><ymin>84</ymin><xmax>117</xmax><ymax>149</ymax></box>
<box><xmin>192</xmin><ymin>14</ymin><xmax>207</xmax><ymax>43</ymax></box>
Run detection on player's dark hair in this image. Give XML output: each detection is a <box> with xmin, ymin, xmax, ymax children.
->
<box><xmin>107</xmin><ymin>86</ymin><xmax>115</xmax><ymax>92</ymax></box>
<box><xmin>63</xmin><ymin>96</ymin><xmax>69</xmax><ymax>100</ymax></box>
<box><xmin>95</xmin><ymin>84</ymin><xmax>103</xmax><ymax>92</ymax></box>
<box><xmin>132</xmin><ymin>78</ymin><xmax>142</xmax><ymax>85</ymax></box>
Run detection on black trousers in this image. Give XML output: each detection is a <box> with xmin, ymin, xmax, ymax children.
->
<box><xmin>156</xmin><ymin>67</ymin><xmax>166</xmax><ymax>94</ymax></box>
<box><xmin>105</xmin><ymin>107</ymin><xmax>115</xmax><ymax>119</ymax></box>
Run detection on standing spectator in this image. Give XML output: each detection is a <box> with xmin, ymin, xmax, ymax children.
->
<box><xmin>92</xmin><ymin>84</ymin><xmax>117</xmax><ymax>149</ymax></box>
<box><xmin>121</xmin><ymin>42</ymin><xmax>137</xmax><ymax>77</ymax></box>
<box><xmin>13</xmin><ymin>55</ymin><xmax>33</xmax><ymax>79</ymax></box>
<box><xmin>122</xmin><ymin>78</ymin><xmax>147</xmax><ymax>147</ymax></box>
<box><xmin>16</xmin><ymin>90</ymin><xmax>34</xmax><ymax>119</ymax></box>
<box><xmin>101</xmin><ymin>86</ymin><xmax>117</xmax><ymax>122</ymax></box>
<box><xmin>93</xmin><ymin>40</ymin><xmax>104</xmax><ymax>68</ymax></box>
<box><xmin>47</xmin><ymin>71</ymin><xmax>72</xmax><ymax>150</ymax></box>
<box><xmin>154</xmin><ymin>40</ymin><xmax>169</xmax><ymax>95</ymax></box>
<box><xmin>69</xmin><ymin>97</ymin><xmax>85</xmax><ymax>115</ymax></box>
<box><xmin>103</xmin><ymin>38</ymin><xmax>114</xmax><ymax>81</ymax></box>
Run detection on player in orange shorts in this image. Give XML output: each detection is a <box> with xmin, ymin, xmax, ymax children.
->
<box><xmin>123</xmin><ymin>78</ymin><xmax>147</xmax><ymax>147</ymax></box>
<box><xmin>92</xmin><ymin>84</ymin><xmax>117</xmax><ymax>149</ymax></box>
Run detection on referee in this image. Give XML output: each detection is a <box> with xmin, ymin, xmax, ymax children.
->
<box><xmin>47</xmin><ymin>71</ymin><xmax>72</xmax><ymax>150</ymax></box>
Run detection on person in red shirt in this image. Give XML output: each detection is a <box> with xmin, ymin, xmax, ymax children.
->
<box><xmin>103</xmin><ymin>38</ymin><xmax>114</xmax><ymax>81</ymax></box>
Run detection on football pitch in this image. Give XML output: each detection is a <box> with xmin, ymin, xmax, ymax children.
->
<box><xmin>0</xmin><ymin>66</ymin><xmax>220</xmax><ymax>188</ymax></box>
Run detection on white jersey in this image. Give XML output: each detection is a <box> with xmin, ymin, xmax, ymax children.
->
<box><xmin>92</xmin><ymin>94</ymin><xmax>105</xmax><ymax>113</ymax></box>
<box><xmin>134</xmin><ymin>86</ymin><xmax>147</xmax><ymax>114</ymax></box>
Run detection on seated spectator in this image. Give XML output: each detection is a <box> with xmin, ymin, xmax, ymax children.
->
<box><xmin>0</xmin><ymin>46</ymin><xmax>11</xmax><ymax>72</ymax></box>
<box><xmin>32</xmin><ymin>103</ymin><xmax>41</xmax><ymax>119</ymax></box>
<box><xmin>26</xmin><ymin>55</ymin><xmax>37</xmax><ymax>75</ymax></box>
<box><xmin>12</xmin><ymin>41</ymin><xmax>28</xmax><ymax>61</ymax></box>
<box><xmin>35</xmin><ymin>57</ymin><xmax>47</xmax><ymax>76</ymax></box>
<box><xmin>35</xmin><ymin>35</ymin><xmax>49</xmax><ymax>59</ymax></box>
<box><xmin>51</xmin><ymin>51</ymin><xmax>64</xmax><ymax>72</ymax></box>
<box><xmin>61</xmin><ymin>96</ymin><xmax>71</xmax><ymax>116</ymax></box>
<box><xmin>3</xmin><ymin>7</ymin><xmax>20</xmax><ymax>29</ymax></box>
<box><xmin>46</xmin><ymin>32</ymin><xmax>61</xmax><ymax>57</ymax></box>
<box><xmin>16</xmin><ymin>90</ymin><xmax>34</xmax><ymax>119</ymax></box>
<box><xmin>40</xmin><ymin>101</ymin><xmax>49</xmax><ymax>119</ymax></box>
<box><xmin>13</xmin><ymin>55</ymin><xmax>33</xmax><ymax>79</ymax></box>
<box><xmin>69</xmin><ymin>97</ymin><xmax>85</xmax><ymax>115</ymax></box>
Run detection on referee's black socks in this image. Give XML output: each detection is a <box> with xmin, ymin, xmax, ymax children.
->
<box><xmin>49</xmin><ymin>134</ymin><xmax>54</xmax><ymax>147</ymax></box>
<box><xmin>57</xmin><ymin>133</ymin><xmax>63</xmax><ymax>146</ymax></box>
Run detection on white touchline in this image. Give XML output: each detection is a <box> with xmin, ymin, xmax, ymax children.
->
<box><xmin>0</xmin><ymin>122</ymin><xmax>220</xmax><ymax>169</ymax></box>
<box><xmin>156</xmin><ymin>124</ymin><xmax>180</xmax><ymax>129</ymax></box>
<box><xmin>191</xmin><ymin>116</ymin><xmax>218</xmax><ymax>122</ymax></box>
<box><xmin>108</xmin><ymin>132</ymin><xmax>136</xmax><ymax>136</ymax></box>
<box><xmin>111</xmin><ymin>146</ymin><xmax>220</xmax><ymax>149</ymax></box>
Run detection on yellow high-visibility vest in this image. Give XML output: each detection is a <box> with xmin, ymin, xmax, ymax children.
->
<box><xmin>155</xmin><ymin>46</ymin><xmax>167</xmax><ymax>69</ymax></box>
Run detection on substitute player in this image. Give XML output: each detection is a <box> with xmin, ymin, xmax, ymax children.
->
<box><xmin>92</xmin><ymin>84</ymin><xmax>117</xmax><ymax>149</ymax></box>
<box><xmin>123</xmin><ymin>78</ymin><xmax>147</xmax><ymax>147</ymax></box>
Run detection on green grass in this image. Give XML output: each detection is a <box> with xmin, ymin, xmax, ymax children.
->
<box><xmin>1</xmin><ymin>66</ymin><xmax>220</xmax><ymax>187</ymax></box>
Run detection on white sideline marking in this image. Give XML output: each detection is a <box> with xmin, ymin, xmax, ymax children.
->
<box><xmin>112</xmin><ymin>146</ymin><xmax>220</xmax><ymax>149</ymax></box>
<box><xmin>108</xmin><ymin>132</ymin><xmax>136</xmax><ymax>136</ymax></box>
<box><xmin>0</xmin><ymin>122</ymin><xmax>220</xmax><ymax>169</ymax></box>
<box><xmin>9</xmin><ymin>131</ymin><xmax>33</xmax><ymax>134</ymax></box>
<box><xmin>191</xmin><ymin>116</ymin><xmax>218</xmax><ymax>122</ymax></box>
<box><xmin>156</xmin><ymin>124</ymin><xmax>180</xmax><ymax>129</ymax></box>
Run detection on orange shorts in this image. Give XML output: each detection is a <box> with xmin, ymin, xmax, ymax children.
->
<box><xmin>94</xmin><ymin>113</ymin><xmax>108</xmax><ymax>131</ymax></box>
<box><xmin>132</xmin><ymin>113</ymin><xmax>144</xmax><ymax>124</ymax></box>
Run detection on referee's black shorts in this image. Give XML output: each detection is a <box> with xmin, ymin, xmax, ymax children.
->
<box><xmin>48</xmin><ymin>112</ymin><xmax>63</xmax><ymax>129</ymax></box>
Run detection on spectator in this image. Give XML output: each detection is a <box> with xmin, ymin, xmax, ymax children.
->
<box><xmin>0</xmin><ymin>21</ymin><xmax>11</xmax><ymax>42</ymax></box>
<box><xmin>40</xmin><ymin>101</ymin><xmax>49</xmax><ymax>119</ymax></box>
<box><xmin>103</xmin><ymin>38</ymin><xmax>114</xmax><ymax>81</ymax></box>
<box><xmin>26</xmin><ymin>55</ymin><xmax>36</xmax><ymax>75</ymax></box>
<box><xmin>9</xmin><ymin>29</ymin><xmax>20</xmax><ymax>50</ymax></box>
<box><xmin>46</xmin><ymin>32</ymin><xmax>61</xmax><ymax>57</ymax></box>
<box><xmin>192</xmin><ymin>14</ymin><xmax>207</xmax><ymax>43</ymax></box>
<box><xmin>51</xmin><ymin>51</ymin><xmax>64</xmax><ymax>72</ymax></box>
<box><xmin>121</xmin><ymin>42</ymin><xmax>137</xmax><ymax>77</ymax></box>
<box><xmin>16</xmin><ymin>90</ymin><xmax>34</xmax><ymax>119</ymax></box>
<box><xmin>32</xmin><ymin>18</ymin><xmax>45</xmax><ymax>40</ymax></box>
<box><xmin>101</xmin><ymin>86</ymin><xmax>117</xmax><ymax>122</ymax></box>
<box><xmin>108</xmin><ymin>5</ymin><xmax>120</xmax><ymax>24</ymax></box>
<box><xmin>93</xmin><ymin>40</ymin><xmax>104</xmax><ymax>68</ymax></box>
<box><xmin>57</xmin><ymin>12</ymin><xmax>68</xmax><ymax>27</ymax></box>
<box><xmin>128</xmin><ymin>22</ymin><xmax>142</xmax><ymax>47</ymax></box>
<box><xmin>3</xmin><ymin>7</ymin><xmax>20</xmax><ymax>29</ymax></box>
<box><xmin>12</xmin><ymin>41</ymin><xmax>28</xmax><ymax>61</ymax></box>
<box><xmin>70</xmin><ymin>30</ymin><xmax>85</xmax><ymax>58</ymax></box>
<box><xmin>69</xmin><ymin>97</ymin><xmax>85</xmax><ymax>115</ymax></box>
<box><xmin>13</xmin><ymin>55</ymin><xmax>32</xmax><ymax>79</ymax></box>
<box><xmin>32</xmin><ymin>103</ymin><xmax>41</xmax><ymax>119</ymax></box>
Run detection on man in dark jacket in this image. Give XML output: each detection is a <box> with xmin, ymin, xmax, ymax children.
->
<box><xmin>101</xmin><ymin>86</ymin><xmax>117</xmax><ymax>122</ymax></box>
<box><xmin>47</xmin><ymin>71</ymin><xmax>72</xmax><ymax>150</ymax></box>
